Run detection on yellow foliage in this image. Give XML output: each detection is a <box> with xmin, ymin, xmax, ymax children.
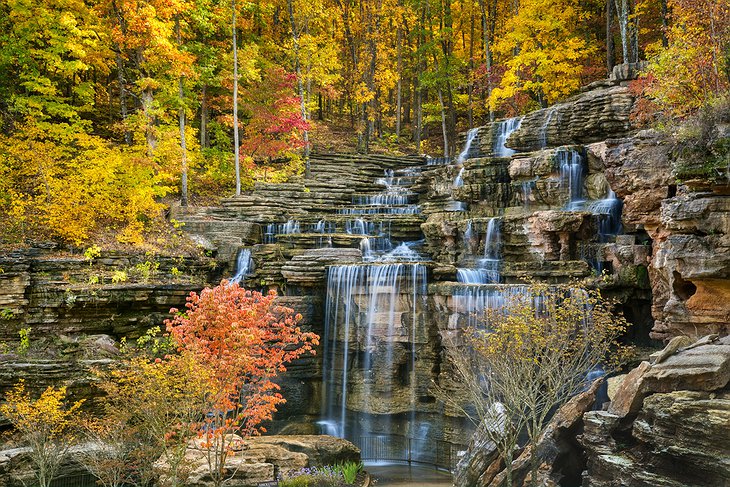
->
<box><xmin>490</xmin><ymin>0</ymin><xmax>595</xmax><ymax>110</ymax></box>
<box><xmin>0</xmin><ymin>121</ymin><xmax>170</xmax><ymax>245</ymax></box>
<box><xmin>0</xmin><ymin>380</ymin><xmax>84</xmax><ymax>441</ymax></box>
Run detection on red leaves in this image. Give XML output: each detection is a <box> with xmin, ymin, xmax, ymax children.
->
<box><xmin>164</xmin><ymin>281</ymin><xmax>318</xmax><ymax>437</ymax></box>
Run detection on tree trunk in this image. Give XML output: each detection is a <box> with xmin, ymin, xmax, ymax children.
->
<box><xmin>200</xmin><ymin>84</ymin><xmax>208</xmax><ymax>148</ymax></box>
<box><xmin>288</xmin><ymin>0</ymin><xmax>311</xmax><ymax>177</ymax></box>
<box><xmin>437</xmin><ymin>89</ymin><xmax>449</xmax><ymax>157</ymax></box>
<box><xmin>614</xmin><ymin>0</ymin><xmax>629</xmax><ymax>64</ymax></box>
<box><xmin>232</xmin><ymin>0</ymin><xmax>241</xmax><ymax>196</ymax></box>
<box><xmin>141</xmin><ymin>87</ymin><xmax>157</xmax><ymax>158</ymax></box>
<box><xmin>177</xmin><ymin>19</ymin><xmax>188</xmax><ymax>207</ymax></box>
<box><xmin>396</xmin><ymin>22</ymin><xmax>403</xmax><ymax>137</ymax></box>
<box><xmin>660</xmin><ymin>0</ymin><xmax>668</xmax><ymax>48</ymax></box>
<box><xmin>113</xmin><ymin>49</ymin><xmax>131</xmax><ymax>145</ymax></box>
<box><xmin>606</xmin><ymin>0</ymin><xmax>615</xmax><ymax>73</ymax></box>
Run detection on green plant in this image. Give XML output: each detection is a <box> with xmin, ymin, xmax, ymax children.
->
<box><xmin>170</xmin><ymin>266</ymin><xmax>182</xmax><ymax>277</ymax></box>
<box><xmin>135</xmin><ymin>327</ymin><xmax>173</xmax><ymax>356</ymax></box>
<box><xmin>134</xmin><ymin>261</ymin><xmax>159</xmax><ymax>282</ymax></box>
<box><xmin>335</xmin><ymin>461</ymin><xmax>363</xmax><ymax>484</ymax></box>
<box><xmin>278</xmin><ymin>476</ymin><xmax>314</xmax><ymax>487</ymax></box>
<box><xmin>84</xmin><ymin>245</ymin><xmax>102</xmax><ymax>265</ymax></box>
<box><xmin>111</xmin><ymin>270</ymin><xmax>128</xmax><ymax>284</ymax></box>
<box><xmin>64</xmin><ymin>290</ymin><xmax>77</xmax><ymax>308</ymax></box>
<box><xmin>18</xmin><ymin>327</ymin><xmax>31</xmax><ymax>355</ymax></box>
<box><xmin>0</xmin><ymin>308</ymin><xmax>15</xmax><ymax>320</ymax></box>
<box><xmin>87</xmin><ymin>274</ymin><xmax>100</xmax><ymax>285</ymax></box>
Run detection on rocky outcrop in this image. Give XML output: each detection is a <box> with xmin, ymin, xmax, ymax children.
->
<box><xmin>507</xmin><ymin>84</ymin><xmax>634</xmax><ymax>152</ymax></box>
<box><xmin>604</xmin><ymin>128</ymin><xmax>729</xmax><ymax>341</ymax></box>
<box><xmin>581</xmin><ymin>335</ymin><xmax>730</xmax><ymax>487</ymax></box>
<box><xmin>176</xmin><ymin>435</ymin><xmax>360</xmax><ymax>487</ymax></box>
<box><xmin>454</xmin><ymin>379</ymin><xmax>603</xmax><ymax>487</ymax></box>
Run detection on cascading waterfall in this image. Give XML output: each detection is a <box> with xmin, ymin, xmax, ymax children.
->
<box><xmin>480</xmin><ymin>218</ymin><xmax>502</xmax><ymax>283</ymax></box>
<box><xmin>457</xmin><ymin>218</ymin><xmax>502</xmax><ymax>285</ymax></box>
<box><xmin>540</xmin><ymin>108</ymin><xmax>557</xmax><ymax>148</ymax></box>
<box><xmin>453</xmin><ymin>285</ymin><xmax>528</xmax><ymax>328</ymax></box>
<box><xmin>457</xmin><ymin>128</ymin><xmax>479</xmax><ymax>165</ymax></box>
<box><xmin>556</xmin><ymin>148</ymin><xmax>585</xmax><ymax>209</ymax></box>
<box><xmin>229</xmin><ymin>248</ymin><xmax>253</xmax><ymax>284</ymax></box>
<box><xmin>493</xmin><ymin>117</ymin><xmax>523</xmax><ymax>157</ymax></box>
<box><xmin>322</xmin><ymin>263</ymin><xmax>428</xmax><ymax>442</ymax></box>
<box><xmin>453</xmin><ymin>167</ymin><xmax>465</xmax><ymax>188</ymax></box>
<box><xmin>588</xmin><ymin>190</ymin><xmax>623</xmax><ymax>242</ymax></box>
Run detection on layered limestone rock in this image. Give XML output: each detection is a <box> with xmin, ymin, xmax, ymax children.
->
<box><xmin>582</xmin><ymin>335</ymin><xmax>730</xmax><ymax>487</ymax></box>
<box><xmin>604</xmin><ymin>128</ymin><xmax>730</xmax><ymax>341</ymax></box>
<box><xmin>176</xmin><ymin>435</ymin><xmax>360</xmax><ymax>487</ymax></box>
<box><xmin>507</xmin><ymin>83</ymin><xmax>635</xmax><ymax>152</ymax></box>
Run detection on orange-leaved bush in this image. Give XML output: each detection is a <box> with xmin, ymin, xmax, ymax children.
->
<box><xmin>164</xmin><ymin>281</ymin><xmax>318</xmax><ymax>486</ymax></box>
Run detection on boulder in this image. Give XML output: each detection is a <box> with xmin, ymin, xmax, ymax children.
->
<box><xmin>168</xmin><ymin>435</ymin><xmax>360</xmax><ymax>487</ymax></box>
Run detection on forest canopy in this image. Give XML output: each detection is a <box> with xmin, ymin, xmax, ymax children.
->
<box><xmin>0</xmin><ymin>0</ymin><xmax>727</xmax><ymax>245</ymax></box>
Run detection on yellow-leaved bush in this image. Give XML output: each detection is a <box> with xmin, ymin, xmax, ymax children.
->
<box><xmin>0</xmin><ymin>121</ymin><xmax>171</xmax><ymax>245</ymax></box>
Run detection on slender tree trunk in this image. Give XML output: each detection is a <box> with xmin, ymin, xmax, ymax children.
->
<box><xmin>141</xmin><ymin>87</ymin><xmax>156</xmax><ymax>158</ymax></box>
<box><xmin>288</xmin><ymin>0</ymin><xmax>311</xmax><ymax>177</ymax></box>
<box><xmin>467</xmin><ymin>7</ymin><xmax>474</xmax><ymax>128</ymax></box>
<box><xmin>614</xmin><ymin>0</ymin><xmax>629</xmax><ymax>64</ymax></box>
<box><xmin>232</xmin><ymin>0</ymin><xmax>241</xmax><ymax>196</ymax></box>
<box><xmin>114</xmin><ymin>49</ymin><xmax>131</xmax><ymax>145</ymax></box>
<box><xmin>396</xmin><ymin>22</ymin><xmax>403</xmax><ymax>137</ymax></box>
<box><xmin>660</xmin><ymin>0</ymin><xmax>668</xmax><ymax>48</ymax></box>
<box><xmin>478</xmin><ymin>0</ymin><xmax>495</xmax><ymax>121</ymax></box>
<box><xmin>607</xmin><ymin>0</ymin><xmax>615</xmax><ymax>73</ymax></box>
<box><xmin>200</xmin><ymin>84</ymin><xmax>208</xmax><ymax>148</ymax></box>
<box><xmin>437</xmin><ymin>89</ymin><xmax>449</xmax><ymax>157</ymax></box>
<box><xmin>176</xmin><ymin>19</ymin><xmax>188</xmax><ymax>207</ymax></box>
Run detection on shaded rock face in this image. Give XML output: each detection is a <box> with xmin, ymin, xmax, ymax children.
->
<box><xmin>604</xmin><ymin>130</ymin><xmax>730</xmax><ymax>341</ymax></box>
<box><xmin>581</xmin><ymin>336</ymin><xmax>730</xmax><ymax>487</ymax></box>
<box><xmin>0</xmin><ymin>248</ymin><xmax>217</xmax><ymax>410</ymax></box>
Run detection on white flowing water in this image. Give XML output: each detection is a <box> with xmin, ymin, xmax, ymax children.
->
<box><xmin>457</xmin><ymin>128</ymin><xmax>479</xmax><ymax>165</ymax></box>
<box><xmin>587</xmin><ymin>190</ymin><xmax>623</xmax><ymax>242</ymax></box>
<box><xmin>493</xmin><ymin>117</ymin><xmax>523</xmax><ymax>157</ymax></box>
<box><xmin>322</xmin><ymin>263</ymin><xmax>428</xmax><ymax>440</ymax></box>
<box><xmin>453</xmin><ymin>167</ymin><xmax>465</xmax><ymax>188</ymax></box>
<box><xmin>229</xmin><ymin>248</ymin><xmax>253</xmax><ymax>285</ymax></box>
<box><xmin>540</xmin><ymin>108</ymin><xmax>557</xmax><ymax>148</ymax></box>
<box><xmin>556</xmin><ymin>148</ymin><xmax>585</xmax><ymax>209</ymax></box>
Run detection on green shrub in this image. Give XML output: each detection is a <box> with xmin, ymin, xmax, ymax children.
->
<box><xmin>335</xmin><ymin>461</ymin><xmax>363</xmax><ymax>485</ymax></box>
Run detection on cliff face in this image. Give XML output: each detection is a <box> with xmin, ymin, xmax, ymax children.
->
<box><xmin>604</xmin><ymin>130</ymin><xmax>730</xmax><ymax>341</ymax></box>
<box><xmin>0</xmin><ymin>247</ymin><xmax>217</xmax><ymax>407</ymax></box>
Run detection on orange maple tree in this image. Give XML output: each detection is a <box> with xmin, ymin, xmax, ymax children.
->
<box><xmin>165</xmin><ymin>281</ymin><xmax>318</xmax><ymax>485</ymax></box>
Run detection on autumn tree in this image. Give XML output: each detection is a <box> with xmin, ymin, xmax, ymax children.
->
<box><xmin>0</xmin><ymin>381</ymin><xmax>84</xmax><ymax>487</ymax></box>
<box><xmin>643</xmin><ymin>0</ymin><xmax>730</xmax><ymax>115</ymax></box>
<box><xmin>490</xmin><ymin>0</ymin><xmax>597</xmax><ymax>111</ymax></box>
<box><xmin>435</xmin><ymin>283</ymin><xmax>631</xmax><ymax>487</ymax></box>
<box><xmin>165</xmin><ymin>282</ymin><xmax>319</xmax><ymax>487</ymax></box>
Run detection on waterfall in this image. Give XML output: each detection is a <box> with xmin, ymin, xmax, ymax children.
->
<box><xmin>229</xmin><ymin>248</ymin><xmax>253</xmax><ymax>284</ymax></box>
<box><xmin>457</xmin><ymin>218</ymin><xmax>502</xmax><ymax>285</ymax></box>
<box><xmin>453</xmin><ymin>167</ymin><xmax>465</xmax><ymax>188</ymax></box>
<box><xmin>540</xmin><ymin>108</ymin><xmax>557</xmax><ymax>148</ymax></box>
<box><xmin>480</xmin><ymin>218</ymin><xmax>502</xmax><ymax>283</ymax></box>
<box><xmin>521</xmin><ymin>180</ymin><xmax>534</xmax><ymax>209</ymax></box>
<box><xmin>493</xmin><ymin>117</ymin><xmax>523</xmax><ymax>157</ymax></box>
<box><xmin>556</xmin><ymin>148</ymin><xmax>585</xmax><ymax>209</ymax></box>
<box><xmin>457</xmin><ymin>128</ymin><xmax>480</xmax><ymax>165</ymax></box>
<box><xmin>263</xmin><ymin>219</ymin><xmax>301</xmax><ymax>243</ymax></box>
<box><xmin>322</xmin><ymin>263</ymin><xmax>428</xmax><ymax>441</ymax></box>
<box><xmin>588</xmin><ymin>190</ymin><xmax>623</xmax><ymax>242</ymax></box>
<box><xmin>453</xmin><ymin>285</ymin><xmax>527</xmax><ymax>328</ymax></box>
